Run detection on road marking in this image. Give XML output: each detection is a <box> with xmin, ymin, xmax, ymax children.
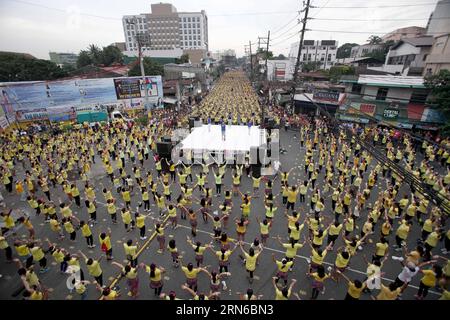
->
<box><xmin>175</xmin><ymin>225</ymin><xmax>440</xmax><ymax>296</ymax></box>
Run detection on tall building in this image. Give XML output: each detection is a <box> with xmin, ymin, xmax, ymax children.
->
<box><xmin>122</xmin><ymin>3</ymin><xmax>208</xmax><ymax>53</ymax></box>
<box><xmin>289</xmin><ymin>40</ymin><xmax>338</xmax><ymax>70</ymax></box>
<box><xmin>178</xmin><ymin>10</ymin><xmax>208</xmax><ymax>51</ymax></box>
<box><xmin>424</xmin><ymin>33</ymin><xmax>450</xmax><ymax>76</ymax></box>
<box><xmin>426</xmin><ymin>0</ymin><xmax>450</xmax><ymax>36</ymax></box>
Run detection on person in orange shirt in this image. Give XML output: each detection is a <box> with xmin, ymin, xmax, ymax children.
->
<box><xmin>15</xmin><ymin>180</ymin><xmax>26</xmax><ymax>201</ymax></box>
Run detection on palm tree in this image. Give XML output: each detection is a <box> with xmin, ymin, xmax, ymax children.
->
<box><xmin>87</xmin><ymin>44</ymin><xmax>102</xmax><ymax>65</ymax></box>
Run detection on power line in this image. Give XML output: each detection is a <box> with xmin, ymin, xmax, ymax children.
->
<box><xmin>5</xmin><ymin>0</ymin><xmax>296</xmax><ymax>20</ymax></box>
<box><xmin>310</xmin><ymin>28</ymin><xmax>450</xmax><ymax>35</ymax></box>
<box><xmin>208</xmin><ymin>11</ymin><xmax>293</xmax><ymax>16</ymax></box>
<box><xmin>309</xmin><ymin>0</ymin><xmax>332</xmax><ymax>18</ymax></box>
<box><xmin>271</xmin><ymin>14</ymin><xmax>300</xmax><ymax>36</ymax></box>
<box><xmin>311</xmin><ymin>1</ymin><xmax>449</xmax><ymax>9</ymax></box>
<box><xmin>313</xmin><ymin>17</ymin><xmax>450</xmax><ymax>21</ymax></box>
<box><xmin>5</xmin><ymin>0</ymin><xmax>121</xmax><ymax>20</ymax></box>
<box><xmin>270</xmin><ymin>31</ymin><xmax>301</xmax><ymax>47</ymax></box>
<box><xmin>270</xmin><ymin>23</ymin><xmax>301</xmax><ymax>41</ymax></box>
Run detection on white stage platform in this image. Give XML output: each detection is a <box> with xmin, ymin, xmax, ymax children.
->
<box><xmin>180</xmin><ymin>125</ymin><xmax>264</xmax><ymax>152</ymax></box>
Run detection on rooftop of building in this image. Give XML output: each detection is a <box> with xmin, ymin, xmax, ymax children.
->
<box><xmin>391</xmin><ymin>36</ymin><xmax>434</xmax><ymax>49</ymax></box>
<box><xmin>341</xmin><ymin>74</ymin><xmax>426</xmax><ymax>88</ymax></box>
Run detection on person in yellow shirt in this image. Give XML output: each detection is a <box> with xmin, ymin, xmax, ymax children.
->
<box><xmin>277</xmin><ymin>237</ymin><xmax>305</xmax><ymax>270</ymax></box>
<box><xmin>99</xmin><ymin>228</ymin><xmax>113</xmax><ymax>260</ymax></box>
<box><xmin>395</xmin><ymin>220</ymin><xmax>412</xmax><ymax>250</ymax></box>
<box><xmin>121</xmin><ymin>187</ymin><xmax>132</xmax><ymax>208</ymax></box>
<box><xmin>416</xmin><ymin>264</ymin><xmax>442</xmax><ymax>300</ymax></box>
<box><xmin>337</xmin><ymin>271</ymin><xmax>366</xmax><ymax>300</ymax></box>
<box><xmin>286</xmin><ymin>186</ymin><xmax>299</xmax><ymax>212</ymax></box>
<box><xmin>78</xmin><ymin>251</ymin><xmax>103</xmax><ymax>287</ymax></box>
<box><xmin>1</xmin><ymin>209</ymin><xmax>15</xmax><ymax>235</ymax></box>
<box><xmin>272</xmin><ymin>277</ymin><xmax>297</xmax><ymax>300</ymax></box>
<box><xmin>180</xmin><ymin>262</ymin><xmax>206</xmax><ymax>293</ymax></box>
<box><xmin>209</xmin><ymin>243</ymin><xmax>238</xmax><ymax>273</ymax></box>
<box><xmin>424</xmin><ymin>228</ymin><xmax>441</xmax><ymax>261</ymax></box>
<box><xmin>23</xmin><ymin>285</ymin><xmax>48</xmax><ymax>300</ymax></box>
<box><xmin>79</xmin><ymin>220</ymin><xmax>94</xmax><ymax>248</ymax></box>
<box><xmin>239</xmin><ymin>244</ymin><xmax>263</xmax><ymax>283</ymax></box>
<box><xmin>28</xmin><ymin>242</ymin><xmax>49</xmax><ymax>273</ymax></box>
<box><xmin>71</xmin><ymin>183</ymin><xmax>81</xmax><ymax>207</ymax></box>
<box><xmin>99</xmin><ymin>286</ymin><xmax>120</xmax><ymax>300</ymax></box>
<box><xmin>146</xmin><ymin>263</ymin><xmax>166</xmax><ymax>296</ymax></box>
<box><xmin>374</xmin><ymin>282</ymin><xmax>402</xmax><ymax>300</ymax></box>
<box><xmin>120</xmin><ymin>208</ymin><xmax>133</xmax><ymax>231</ymax></box>
<box><xmin>62</xmin><ymin>216</ymin><xmax>79</xmax><ymax>242</ymax></box>
<box><xmin>272</xmin><ymin>254</ymin><xmax>294</xmax><ymax>286</ymax></box>
<box><xmin>307</xmin><ymin>265</ymin><xmax>330</xmax><ymax>300</ymax></box>
<box><xmin>251</xmin><ymin>175</ymin><xmax>261</xmax><ymax>198</ymax></box>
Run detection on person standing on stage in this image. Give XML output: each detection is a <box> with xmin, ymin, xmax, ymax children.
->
<box><xmin>221</xmin><ymin>117</ymin><xmax>226</xmax><ymax>141</ymax></box>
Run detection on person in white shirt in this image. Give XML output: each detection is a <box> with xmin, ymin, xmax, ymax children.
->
<box><xmin>393</xmin><ymin>260</ymin><xmax>435</xmax><ymax>294</ymax></box>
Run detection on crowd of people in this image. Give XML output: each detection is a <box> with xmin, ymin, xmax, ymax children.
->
<box><xmin>0</xmin><ymin>70</ymin><xmax>448</xmax><ymax>301</ymax></box>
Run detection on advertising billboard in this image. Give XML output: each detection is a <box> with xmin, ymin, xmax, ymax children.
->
<box><xmin>0</xmin><ymin>75</ymin><xmax>163</xmax><ymax>122</ymax></box>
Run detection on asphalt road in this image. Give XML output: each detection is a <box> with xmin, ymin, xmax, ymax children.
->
<box><xmin>0</xmin><ymin>127</ymin><xmax>447</xmax><ymax>300</ymax></box>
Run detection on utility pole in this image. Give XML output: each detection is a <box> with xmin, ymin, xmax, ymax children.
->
<box><xmin>249</xmin><ymin>41</ymin><xmax>253</xmax><ymax>82</ymax></box>
<box><xmin>262</xmin><ymin>30</ymin><xmax>270</xmax><ymax>125</ymax></box>
<box><xmin>290</xmin><ymin>0</ymin><xmax>311</xmax><ymax>114</ymax></box>
<box><xmin>264</xmin><ymin>31</ymin><xmax>270</xmax><ymax>83</ymax></box>
<box><xmin>131</xmin><ymin>18</ymin><xmax>151</xmax><ymax>110</ymax></box>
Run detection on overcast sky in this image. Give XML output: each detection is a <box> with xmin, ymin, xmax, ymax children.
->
<box><xmin>0</xmin><ymin>0</ymin><xmax>441</xmax><ymax>60</ymax></box>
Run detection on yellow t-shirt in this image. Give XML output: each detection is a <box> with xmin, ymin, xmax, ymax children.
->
<box><xmin>275</xmin><ymin>288</ymin><xmax>291</xmax><ymax>300</ymax></box>
<box><xmin>181</xmin><ymin>266</ymin><xmax>200</xmax><ymax>279</ymax></box>
<box><xmin>421</xmin><ymin>269</ymin><xmax>436</xmax><ymax>287</ymax></box>
<box><xmin>283</xmin><ymin>243</ymin><xmax>303</xmax><ymax>259</ymax></box>
<box><xmin>376</xmin><ymin>285</ymin><xmax>401</xmax><ymax>300</ymax></box>
<box><xmin>86</xmin><ymin>260</ymin><xmax>102</xmax><ymax>277</ymax></box>
<box><xmin>287</xmin><ymin>190</ymin><xmax>299</xmax><ymax>203</ymax></box>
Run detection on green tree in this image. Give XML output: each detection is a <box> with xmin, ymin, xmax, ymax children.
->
<box><xmin>101</xmin><ymin>45</ymin><xmax>124</xmax><ymax>66</ymax></box>
<box><xmin>77</xmin><ymin>50</ymin><xmax>92</xmax><ymax>68</ymax></box>
<box><xmin>128</xmin><ymin>57</ymin><xmax>164</xmax><ymax>76</ymax></box>
<box><xmin>425</xmin><ymin>69</ymin><xmax>450</xmax><ymax>134</ymax></box>
<box><xmin>367</xmin><ymin>35</ymin><xmax>383</xmax><ymax>44</ymax></box>
<box><xmin>336</xmin><ymin>43</ymin><xmax>359</xmax><ymax>59</ymax></box>
<box><xmin>175</xmin><ymin>53</ymin><xmax>190</xmax><ymax>64</ymax></box>
<box><xmin>327</xmin><ymin>65</ymin><xmax>355</xmax><ymax>83</ymax></box>
<box><xmin>88</xmin><ymin>44</ymin><xmax>103</xmax><ymax>65</ymax></box>
<box><xmin>0</xmin><ymin>52</ymin><xmax>68</xmax><ymax>81</ymax></box>
<box><xmin>270</xmin><ymin>54</ymin><xmax>287</xmax><ymax>60</ymax></box>
<box><xmin>257</xmin><ymin>48</ymin><xmax>273</xmax><ymax>60</ymax></box>
<box><xmin>302</xmin><ymin>61</ymin><xmax>322</xmax><ymax>72</ymax></box>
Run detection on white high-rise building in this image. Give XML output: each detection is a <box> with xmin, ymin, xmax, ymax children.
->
<box><xmin>178</xmin><ymin>11</ymin><xmax>208</xmax><ymax>51</ymax></box>
<box><xmin>122</xmin><ymin>3</ymin><xmax>208</xmax><ymax>53</ymax></box>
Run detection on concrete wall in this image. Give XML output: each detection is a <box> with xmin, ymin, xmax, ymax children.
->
<box><xmin>426</xmin><ymin>0</ymin><xmax>450</xmax><ymax>36</ymax></box>
<box><xmin>424</xmin><ymin>34</ymin><xmax>450</xmax><ymax>75</ymax></box>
